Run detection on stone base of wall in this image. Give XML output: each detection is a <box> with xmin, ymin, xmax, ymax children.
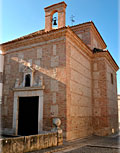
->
<box><xmin>93</xmin><ymin>127</ymin><xmax>119</xmax><ymax>136</ymax></box>
<box><xmin>65</xmin><ymin>126</ymin><xmax>93</xmax><ymax>141</ymax></box>
<box><xmin>0</xmin><ymin>131</ymin><xmax>63</xmax><ymax>153</ymax></box>
<box><xmin>1</xmin><ymin>128</ymin><xmax>14</xmax><ymax>136</ymax></box>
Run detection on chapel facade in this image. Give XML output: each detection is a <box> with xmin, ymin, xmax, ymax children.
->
<box><xmin>0</xmin><ymin>2</ymin><xmax>119</xmax><ymax>140</ymax></box>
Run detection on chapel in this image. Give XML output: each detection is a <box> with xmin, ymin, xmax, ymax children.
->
<box><xmin>0</xmin><ymin>2</ymin><xmax>119</xmax><ymax>140</ymax></box>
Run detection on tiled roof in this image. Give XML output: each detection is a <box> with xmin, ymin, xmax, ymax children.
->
<box><xmin>1</xmin><ymin>21</ymin><xmax>106</xmax><ymax>47</ymax></box>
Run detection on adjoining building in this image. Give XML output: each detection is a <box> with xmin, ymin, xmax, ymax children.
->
<box><xmin>0</xmin><ymin>2</ymin><xmax>119</xmax><ymax>140</ymax></box>
<box><xmin>118</xmin><ymin>95</ymin><xmax>120</xmax><ymax>128</ymax></box>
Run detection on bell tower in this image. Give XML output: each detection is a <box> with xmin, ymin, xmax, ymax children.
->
<box><xmin>44</xmin><ymin>1</ymin><xmax>67</xmax><ymax>32</ymax></box>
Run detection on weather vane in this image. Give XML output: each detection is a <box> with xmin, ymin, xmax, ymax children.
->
<box><xmin>70</xmin><ymin>15</ymin><xmax>75</xmax><ymax>26</ymax></box>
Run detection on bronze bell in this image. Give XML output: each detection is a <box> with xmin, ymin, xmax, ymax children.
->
<box><xmin>52</xmin><ymin>17</ymin><xmax>57</xmax><ymax>25</ymax></box>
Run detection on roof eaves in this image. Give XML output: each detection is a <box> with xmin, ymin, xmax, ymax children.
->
<box><xmin>90</xmin><ymin>21</ymin><xmax>107</xmax><ymax>48</ymax></box>
<box><xmin>0</xmin><ymin>27</ymin><xmax>68</xmax><ymax>46</ymax></box>
<box><xmin>94</xmin><ymin>50</ymin><xmax>119</xmax><ymax>71</ymax></box>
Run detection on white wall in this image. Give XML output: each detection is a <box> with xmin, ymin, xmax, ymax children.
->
<box><xmin>0</xmin><ymin>54</ymin><xmax>4</xmax><ymax>72</ymax></box>
<box><xmin>0</xmin><ymin>53</ymin><xmax>4</xmax><ymax>103</ymax></box>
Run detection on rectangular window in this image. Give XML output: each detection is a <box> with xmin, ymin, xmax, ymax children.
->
<box><xmin>111</xmin><ymin>73</ymin><xmax>113</xmax><ymax>84</ymax></box>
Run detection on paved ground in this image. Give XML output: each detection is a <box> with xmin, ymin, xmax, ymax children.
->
<box><xmin>56</xmin><ymin>146</ymin><xmax>119</xmax><ymax>153</ymax></box>
<box><xmin>28</xmin><ymin>133</ymin><xmax>120</xmax><ymax>153</ymax></box>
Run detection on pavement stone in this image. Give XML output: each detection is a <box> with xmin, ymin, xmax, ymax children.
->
<box><xmin>28</xmin><ymin>133</ymin><xmax>120</xmax><ymax>153</ymax></box>
<box><xmin>56</xmin><ymin>146</ymin><xmax>120</xmax><ymax>153</ymax></box>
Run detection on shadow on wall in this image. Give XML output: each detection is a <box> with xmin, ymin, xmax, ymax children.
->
<box><xmin>1</xmin><ymin>47</ymin><xmax>67</xmax><ymax>137</ymax></box>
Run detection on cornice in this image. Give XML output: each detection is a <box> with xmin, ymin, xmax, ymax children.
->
<box><xmin>0</xmin><ymin>26</ymin><xmax>93</xmax><ymax>58</ymax></box>
<box><xmin>0</xmin><ymin>27</ymin><xmax>68</xmax><ymax>53</ymax></box>
<box><xmin>90</xmin><ymin>22</ymin><xmax>107</xmax><ymax>49</ymax></box>
<box><xmin>71</xmin><ymin>22</ymin><xmax>91</xmax><ymax>32</ymax></box>
<box><xmin>93</xmin><ymin>51</ymin><xmax>119</xmax><ymax>72</ymax></box>
<box><xmin>44</xmin><ymin>1</ymin><xmax>67</xmax><ymax>10</ymax></box>
<box><xmin>0</xmin><ymin>21</ymin><xmax>107</xmax><ymax>54</ymax></box>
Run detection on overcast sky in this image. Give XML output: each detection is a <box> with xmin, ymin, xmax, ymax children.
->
<box><xmin>0</xmin><ymin>0</ymin><xmax>120</xmax><ymax>93</ymax></box>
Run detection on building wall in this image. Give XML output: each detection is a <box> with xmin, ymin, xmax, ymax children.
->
<box><xmin>71</xmin><ymin>23</ymin><xmax>106</xmax><ymax>51</ymax></box>
<box><xmin>1</xmin><ymin>36</ymin><xmax>67</xmax><ymax>135</ymax></box>
<box><xmin>92</xmin><ymin>54</ymin><xmax>118</xmax><ymax>136</ymax></box>
<box><xmin>66</xmin><ymin>37</ymin><xmax>93</xmax><ymax>140</ymax></box>
<box><xmin>92</xmin><ymin>56</ymin><xmax>108</xmax><ymax>135</ymax></box>
<box><xmin>1</xmin><ymin>27</ymin><xmax>119</xmax><ymax>140</ymax></box>
<box><xmin>106</xmin><ymin>61</ymin><xmax>118</xmax><ymax>132</ymax></box>
<box><xmin>118</xmin><ymin>95</ymin><xmax>120</xmax><ymax>128</ymax></box>
<box><xmin>71</xmin><ymin>26</ymin><xmax>91</xmax><ymax>49</ymax></box>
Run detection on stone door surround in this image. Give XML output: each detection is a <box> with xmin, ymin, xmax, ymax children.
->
<box><xmin>13</xmin><ymin>88</ymin><xmax>43</xmax><ymax>135</ymax></box>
